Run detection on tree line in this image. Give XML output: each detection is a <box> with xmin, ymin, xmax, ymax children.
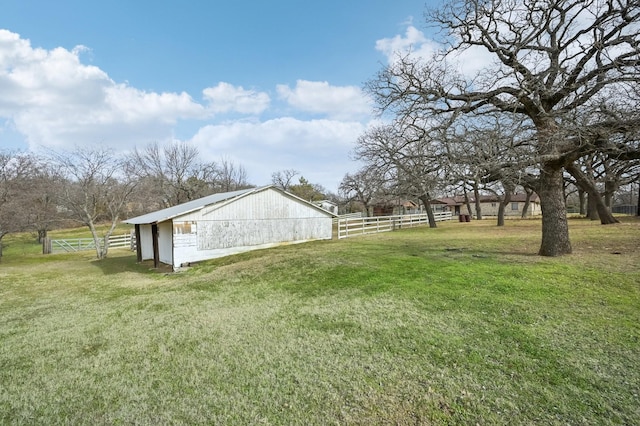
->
<box><xmin>0</xmin><ymin>143</ymin><xmax>331</xmax><ymax>259</ymax></box>
<box><xmin>340</xmin><ymin>0</ymin><xmax>640</xmax><ymax>256</ymax></box>
<box><xmin>4</xmin><ymin>1</ymin><xmax>639</xmax><ymax>260</ymax></box>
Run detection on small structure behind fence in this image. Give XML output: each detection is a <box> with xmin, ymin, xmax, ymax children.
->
<box><xmin>337</xmin><ymin>212</ymin><xmax>452</xmax><ymax>239</ymax></box>
<box><xmin>43</xmin><ymin>232</ymin><xmax>135</xmax><ymax>254</ymax></box>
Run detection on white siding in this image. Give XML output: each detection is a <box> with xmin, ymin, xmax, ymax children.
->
<box><xmin>139</xmin><ymin>224</ymin><xmax>154</xmax><ymax>260</ymax></box>
<box><xmin>179</xmin><ymin>187</ymin><xmax>329</xmax><ymax>221</ymax></box>
<box><xmin>196</xmin><ymin>218</ymin><xmax>329</xmax><ymax>250</ymax></box>
<box><xmin>171</xmin><ymin>187</ymin><xmax>333</xmax><ymax>268</ymax></box>
<box><xmin>172</xmin><ymin>234</ymin><xmax>330</xmax><ymax>268</ymax></box>
<box><xmin>158</xmin><ymin>221</ymin><xmax>173</xmax><ymax>265</ymax></box>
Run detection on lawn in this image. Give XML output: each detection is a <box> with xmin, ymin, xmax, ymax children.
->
<box><xmin>0</xmin><ymin>218</ymin><xmax>639</xmax><ymax>425</ymax></box>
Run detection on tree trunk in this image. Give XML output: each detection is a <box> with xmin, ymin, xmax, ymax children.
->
<box><xmin>521</xmin><ymin>189</ymin><xmax>533</xmax><ymax>218</ymax></box>
<box><xmin>88</xmin><ymin>221</ymin><xmax>109</xmax><ymax>259</ymax></box>
<box><xmin>473</xmin><ymin>185</ymin><xmax>482</xmax><ymax>220</ymax></box>
<box><xmin>102</xmin><ymin>235</ymin><xmax>110</xmax><ymax>259</ymax></box>
<box><xmin>587</xmin><ymin>192</ymin><xmax>599</xmax><ymax>221</ymax></box>
<box><xmin>578</xmin><ymin>189</ymin><xmax>586</xmax><ymax>216</ymax></box>
<box><xmin>0</xmin><ymin>232</ymin><xmax>8</xmax><ymax>258</ymax></box>
<box><xmin>538</xmin><ymin>163</ymin><xmax>572</xmax><ymax>256</ymax></box>
<box><xmin>463</xmin><ymin>186</ymin><xmax>473</xmax><ymax>216</ymax></box>
<box><xmin>497</xmin><ymin>191</ymin><xmax>512</xmax><ymax>227</ymax></box>
<box><xmin>637</xmin><ymin>180</ymin><xmax>640</xmax><ymax>216</ymax></box>
<box><xmin>87</xmin><ymin>221</ymin><xmax>104</xmax><ymax>259</ymax></box>
<box><xmin>594</xmin><ymin>197</ymin><xmax>619</xmax><ymax>225</ymax></box>
<box><xmin>497</xmin><ymin>201</ymin><xmax>506</xmax><ymax>226</ymax></box>
<box><xmin>418</xmin><ymin>194</ymin><xmax>437</xmax><ymax>228</ymax></box>
<box><xmin>604</xmin><ymin>180</ymin><xmax>617</xmax><ymax>209</ymax></box>
<box><xmin>363</xmin><ymin>202</ymin><xmax>372</xmax><ymax>217</ymax></box>
<box><xmin>566</xmin><ymin>163</ymin><xmax>619</xmax><ymax>225</ymax></box>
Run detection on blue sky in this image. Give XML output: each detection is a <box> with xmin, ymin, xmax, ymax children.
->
<box><xmin>1</xmin><ymin>0</ymin><xmax>439</xmax><ymax>191</ymax></box>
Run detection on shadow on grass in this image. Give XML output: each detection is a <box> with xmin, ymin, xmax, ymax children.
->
<box><xmin>90</xmin><ymin>252</ymin><xmax>171</xmax><ymax>275</ymax></box>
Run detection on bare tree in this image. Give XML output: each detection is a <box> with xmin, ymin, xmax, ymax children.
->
<box><xmin>271</xmin><ymin>169</ymin><xmax>300</xmax><ymax>191</ymax></box>
<box><xmin>354</xmin><ymin>124</ymin><xmax>445</xmax><ymax>227</ymax></box>
<box><xmin>0</xmin><ymin>152</ymin><xmax>35</xmax><ymax>256</ymax></box>
<box><xmin>132</xmin><ymin>143</ymin><xmax>254</xmax><ymax>211</ymax></box>
<box><xmin>0</xmin><ymin>152</ymin><xmax>67</xmax><ymax>256</ymax></box>
<box><xmin>24</xmin><ymin>158</ymin><xmax>65</xmax><ymax>242</ymax></box>
<box><xmin>339</xmin><ymin>167</ymin><xmax>389</xmax><ymax>217</ymax></box>
<box><xmin>565</xmin><ymin>160</ymin><xmax>618</xmax><ymax>223</ymax></box>
<box><xmin>521</xmin><ymin>186</ymin><xmax>536</xmax><ymax>218</ymax></box>
<box><xmin>51</xmin><ymin>147</ymin><xmax>137</xmax><ymax>259</ymax></box>
<box><xmin>367</xmin><ymin>0</ymin><xmax>640</xmax><ymax>255</ymax></box>
<box><xmin>444</xmin><ymin>114</ymin><xmax>537</xmax><ymax>225</ymax></box>
<box><xmin>132</xmin><ymin>142</ymin><xmax>218</xmax><ymax>209</ymax></box>
<box><xmin>215</xmin><ymin>156</ymin><xmax>251</xmax><ymax>192</ymax></box>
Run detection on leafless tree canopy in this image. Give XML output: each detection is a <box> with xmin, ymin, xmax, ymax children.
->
<box><xmin>0</xmin><ymin>152</ymin><xmax>66</xmax><ymax>255</ymax></box>
<box><xmin>49</xmin><ymin>147</ymin><xmax>138</xmax><ymax>259</ymax></box>
<box><xmin>339</xmin><ymin>167</ymin><xmax>390</xmax><ymax>217</ymax></box>
<box><xmin>131</xmin><ymin>142</ymin><xmax>253</xmax><ymax>211</ymax></box>
<box><xmin>366</xmin><ymin>0</ymin><xmax>640</xmax><ymax>255</ymax></box>
<box><xmin>0</xmin><ymin>141</ymin><xmax>262</xmax><ymax>260</ymax></box>
<box><xmin>132</xmin><ymin>142</ymin><xmax>216</xmax><ymax>209</ymax></box>
<box><xmin>271</xmin><ymin>169</ymin><xmax>300</xmax><ymax>191</ymax></box>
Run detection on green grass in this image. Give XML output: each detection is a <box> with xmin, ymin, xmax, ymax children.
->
<box><xmin>0</xmin><ymin>218</ymin><xmax>639</xmax><ymax>424</ymax></box>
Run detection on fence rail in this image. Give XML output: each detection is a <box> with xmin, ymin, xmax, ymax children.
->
<box><xmin>44</xmin><ymin>233</ymin><xmax>134</xmax><ymax>254</ymax></box>
<box><xmin>333</xmin><ymin>212</ymin><xmax>363</xmax><ymax>224</ymax></box>
<box><xmin>337</xmin><ymin>212</ymin><xmax>452</xmax><ymax>239</ymax></box>
<box><xmin>108</xmin><ymin>233</ymin><xmax>134</xmax><ymax>249</ymax></box>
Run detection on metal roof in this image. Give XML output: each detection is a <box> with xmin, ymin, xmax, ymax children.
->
<box><xmin>123</xmin><ymin>185</ymin><xmax>337</xmax><ymax>225</ymax></box>
<box><xmin>124</xmin><ymin>186</ymin><xmax>265</xmax><ymax>225</ymax></box>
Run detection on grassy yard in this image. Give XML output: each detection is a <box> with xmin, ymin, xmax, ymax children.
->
<box><xmin>0</xmin><ymin>218</ymin><xmax>638</xmax><ymax>425</ymax></box>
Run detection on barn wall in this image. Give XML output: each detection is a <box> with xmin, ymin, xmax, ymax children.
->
<box><xmin>158</xmin><ymin>221</ymin><xmax>173</xmax><ymax>265</ymax></box>
<box><xmin>173</xmin><ymin>234</ymin><xmax>330</xmax><ymax>268</ymax></box>
<box><xmin>179</xmin><ymin>187</ymin><xmax>330</xmax><ymax>221</ymax></box>
<box><xmin>172</xmin><ymin>188</ymin><xmax>333</xmax><ymax>268</ymax></box>
<box><xmin>196</xmin><ymin>217</ymin><xmax>331</xmax><ymax>250</ymax></box>
<box><xmin>139</xmin><ymin>224</ymin><xmax>154</xmax><ymax>260</ymax></box>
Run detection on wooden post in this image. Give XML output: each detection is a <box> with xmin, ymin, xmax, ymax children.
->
<box><xmin>134</xmin><ymin>224</ymin><xmax>142</xmax><ymax>262</ymax></box>
<box><xmin>151</xmin><ymin>223</ymin><xmax>159</xmax><ymax>268</ymax></box>
<box><xmin>42</xmin><ymin>237</ymin><xmax>51</xmax><ymax>254</ymax></box>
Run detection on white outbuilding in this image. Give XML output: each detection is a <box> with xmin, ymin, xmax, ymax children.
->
<box><xmin>124</xmin><ymin>185</ymin><xmax>336</xmax><ymax>270</ymax></box>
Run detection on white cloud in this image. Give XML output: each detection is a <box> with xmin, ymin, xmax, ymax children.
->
<box><xmin>375</xmin><ymin>25</ymin><xmax>439</xmax><ymax>62</ymax></box>
<box><xmin>276</xmin><ymin>80</ymin><xmax>371</xmax><ymax>120</ymax></box>
<box><xmin>0</xmin><ymin>29</ymin><xmax>372</xmax><ymax>190</ymax></box>
<box><xmin>202</xmin><ymin>82</ymin><xmax>270</xmax><ymax>115</ymax></box>
<box><xmin>105</xmin><ymin>85</ymin><xmax>203</xmax><ymax>123</ymax></box>
<box><xmin>375</xmin><ymin>25</ymin><xmax>495</xmax><ymax>77</ymax></box>
<box><xmin>189</xmin><ymin>117</ymin><xmax>366</xmax><ymax>190</ymax></box>
<box><xmin>0</xmin><ymin>29</ymin><xmax>206</xmax><ymax>150</ymax></box>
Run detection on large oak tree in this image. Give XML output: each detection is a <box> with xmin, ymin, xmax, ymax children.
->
<box><xmin>367</xmin><ymin>0</ymin><xmax>640</xmax><ymax>255</ymax></box>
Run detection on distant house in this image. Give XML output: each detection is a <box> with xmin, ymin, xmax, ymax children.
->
<box><xmin>432</xmin><ymin>193</ymin><xmax>541</xmax><ymax>217</ymax></box>
<box><xmin>431</xmin><ymin>197</ymin><xmax>466</xmax><ymax>215</ymax></box>
<box><xmin>372</xmin><ymin>199</ymin><xmax>421</xmax><ymax>216</ymax></box>
<box><xmin>478</xmin><ymin>193</ymin><xmax>541</xmax><ymax>217</ymax></box>
<box><xmin>124</xmin><ymin>185</ymin><xmax>336</xmax><ymax>270</ymax></box>
<box><xmin>314</xmin><ymin>200</ymin><xmax>338</xmax><ymax>215</ymax></box>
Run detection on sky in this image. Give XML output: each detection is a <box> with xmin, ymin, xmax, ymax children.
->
<box><xmin>0</xmin><ymin>0</ymin><xmax>441</xmax><ymax>192</ymax></box>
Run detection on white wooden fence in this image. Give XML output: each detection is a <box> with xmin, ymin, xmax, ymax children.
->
<box><xmin>44</xmin><ymin>233</ymin><xmax>134</xmax><ymax>254</ymax></box>
<box><xmin>337</xmin><ymin>212</ymin><xmax>452</xmax><ymax>239</ymax></box>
